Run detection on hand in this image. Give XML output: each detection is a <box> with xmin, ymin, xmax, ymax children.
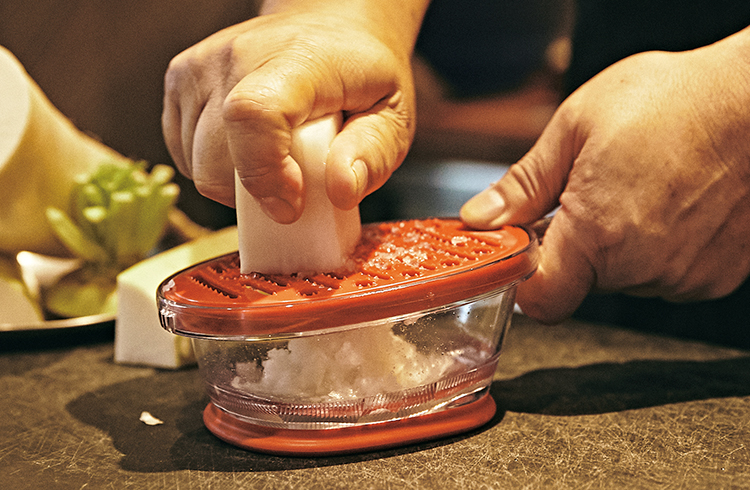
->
<box><xmin>162</xmin><ymin>2</ymin><xmax>427</xmax><ymax>223</ymax></box>
<box><xmin>461</xmin><ymin>28</ymin><xmax>750</xmax><ymax>323</ymax></box>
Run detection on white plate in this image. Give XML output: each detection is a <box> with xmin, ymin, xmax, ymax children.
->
<box><xmin>0</xmin><ymin>312</ymin><xmax>115</xmax><ymax>333</ymax></box>
<box><xmin>0</xmin><ymin>251</ymin><xmax>112</xmax><ymax>333</ymax></box>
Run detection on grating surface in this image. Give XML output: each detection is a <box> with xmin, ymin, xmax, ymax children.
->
<box><xmin>158</xmin><ymin>218</ymin><xmax>537</xmax><ymax>336</ymax></box>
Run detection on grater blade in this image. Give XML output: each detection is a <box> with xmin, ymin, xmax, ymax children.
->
<box><xmin>158</xmin><ymin>218</ymin><xmax>537</xmax><ymax>338</ymax></box>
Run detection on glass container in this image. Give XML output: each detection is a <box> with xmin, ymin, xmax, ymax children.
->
<box><xmin>158</xmin><ymin>218</ymin><xmax>538</xmax><ymax>455</ymax></box>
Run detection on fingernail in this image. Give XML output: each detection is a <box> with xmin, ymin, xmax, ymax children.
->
<box><xmin>461</xmin><ymin>188</ymin><xmax>505</xmax><ymax>226</ymax></box>
<box><xmin>258</xmin><ymin>196</ymin><xmax>299</xmax><ymax>224</ymax></box>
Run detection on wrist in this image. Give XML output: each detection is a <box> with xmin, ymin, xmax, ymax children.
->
<box><xmin>686</xmin><ymin>26</ymin><xmax>750</xmax><ymax>176</ymax></box>
<box><xmin>259</xmin><ymin>0</ymin><xmax>430</xmax><ymax>59</ymax></box>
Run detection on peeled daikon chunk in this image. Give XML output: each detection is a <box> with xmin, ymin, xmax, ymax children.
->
<box><xmin>0</xmin><ymin>45</ymin><xmax>132</xmax><ymax>256</ymax></box>
<box><xmin>235</xmin><ymin>113</ymin><xmax>361</xmax><ymax>275</ymax></box>
<box><xmin>0</xmin><ymin>255</ymin><xmax>43</xmax><ymax>326</ymax></box>
<box><xmin>115</xmin><ymin>226</ymin><xmax>238</xmax><ymax>368</ymax></box>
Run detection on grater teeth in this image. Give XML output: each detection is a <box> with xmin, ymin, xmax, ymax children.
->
<box><xmin>157</xmin><ymin>218</ymin><xmax>538</xmax><ymax>337</ymax></box>
<box><xmin>191</xmin><ymin>269</ymin><xmax>240</xmax><ymax>299</ymax></box>
<box><xmin>177</xmin><ymin>218</ymin><xmax>528</xmax><ymax>302</ymax></box>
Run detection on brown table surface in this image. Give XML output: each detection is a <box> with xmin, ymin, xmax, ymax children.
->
<box><xmin>1</xmin><ymin>314</ymin><xmax>748</xmax><ymax>489</ymax></box>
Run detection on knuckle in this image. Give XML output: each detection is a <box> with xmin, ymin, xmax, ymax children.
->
<box><xmin>193</xmin><ymin>180</ymin><xmax>234</xmax><ymax>206</ymax></box>
<box><xmin>694</xmin><ymin>270</ymin><xmax>747</xmax><ymax>301</ymax></box>
<box><xmin>361</xmin><ymin>115</ymin><xmax>412</xmax><ymax>188</ymax></box>
<box><xmin>164</xmin><ymin>49</ymin><xmax>201</xmax><ymax>91</ymax></box>
<box><xmin>222</xmin><ymin>91</ymin><xmax>265</xmax><ymax>123</ymax></box>
<box><xmin>504</xmin><ymin>158</ymin><xmax>546</xmax><ymax>201</ymax></box>
<box><xmin>237</xmin><ymin>163</ymin><xmax>276</xmax><ymax>184</ymax></box>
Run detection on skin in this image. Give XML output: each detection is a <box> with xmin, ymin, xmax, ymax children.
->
<box><xmin>162</xmin><ymin>0</ymin><xmax>429</xmax><ymax>223</ymax></box>
<box><xmin>163</xmin><ymin>3</ymin><xmax>750</xmax><ymax>325</ymax></box>
<box><xmin>461</xmin><ymin>26</ymin><xmax>750</xmax><ymax>323</ymax></box>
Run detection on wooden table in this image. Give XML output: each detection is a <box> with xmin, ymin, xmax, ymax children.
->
<box><xmin>2</xmin><ymin>314</ymin><xmax>748</xmax><ymax>488</ymax></box>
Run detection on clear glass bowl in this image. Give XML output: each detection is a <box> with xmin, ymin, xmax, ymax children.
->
<box><xmin>191</xmin><ymin>286</ymin><xmax>516</xmax><ymax>431</ymax></box>
<box><xmin>157</xmin><ymin>219</ymin><xmax>537</xmax><ymax>454</ymax></box>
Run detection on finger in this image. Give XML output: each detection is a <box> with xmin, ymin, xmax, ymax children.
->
<box><xmin>162</xmin><ymin>61</ymin><xmax>195</xmax><ymax>179</ymax></box>
<box><xmin>680</xmin><ymin>196</ymin><xmax>750</xmax><ymax>300</ymax></box>
<box><xmin>516</xmin><ymin>210</ymin><xmax>597</xmax><ymax>324</ymax></box>
<box><xmin>326</xmin><ymin>102</ymin><xmax>413</xmax><ymax>210</ymax></box>
<box><xmin>223</xmin><ymin>57</ymin><xmax>331</xmax><ymax>223</ymax></box>
<box><xmin>191</xmin><ymin>97</ymin><xmax>237</xmax><ymax>207</ymax></box>
<box><xmin>161</xmin><ymin>94</ymin><xmax>185</xmax><ymax>175</ymax></box>
<box><xmin>460</xmin><ymin>109</ymin><xmax>577</xmax><ymax>230</ymax></box>
<box><xmin>162</xmin><ymin>52</ymin><xmax>219</xmax><ymax>185</ymax></box>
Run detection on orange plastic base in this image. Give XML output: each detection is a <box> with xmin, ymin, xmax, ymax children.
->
<box><xmin>203</xmin><ymin>393</ymin><xmax>496</xmax><ymax>456</ymax></box>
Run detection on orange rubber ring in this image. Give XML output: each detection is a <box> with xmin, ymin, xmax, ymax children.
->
<box><xmin>203</xmin><ymin>393</ymin><xmax>497</xmax><ymax>456</ymax></box>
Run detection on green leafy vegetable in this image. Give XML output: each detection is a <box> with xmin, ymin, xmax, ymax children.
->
<box><xmin>44</xmin><ymin>160</ymin><xmax>180</xmax><ymax>317</ymax></box>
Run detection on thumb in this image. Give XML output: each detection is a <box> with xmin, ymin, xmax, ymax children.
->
<box><xmin>460</xmin><ymin>111</ymin><xmax>597</xmax><ymax>323</ymax></box>
<box><xmin>326</xmin><ymin>101</ymin><xmax>414</xmax><ymax>210</ymax></box>
<box><xmin>460</xmin><ymin>115</ymin><xmax>575</xmax><ymax>230</ymax></box>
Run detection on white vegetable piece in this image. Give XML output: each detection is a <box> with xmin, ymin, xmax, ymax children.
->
<box><xmin>15</xmin><ymin>251</ymin><xmax>81</xmax><ymax>301</ymax></box>
<box><xmin>0</xmin><ymin>279</ymin><xmax>42</xmax><ymax>326</ymax></box>
<box><xmin>114</xmin><ymin>227</ymin><xmax>238</xmax><ymax>368</ymax></box>
<box><xmin>235</xmin><ymin>113</ymin><xmax>361</xmax><ymax>275</ymax></box>
<box><xmin>0</xmin><ymin>256</ymin><xmax>43</xmax><ymax>327</ymax></box>
<box><xmin>0</xmin><ymin>45</ymin><xmax>131</xmax><ymax>256</ymax></box>
<box><xmin>138</xmin><ymin>411</ymin><xmax>164</xmax><ymax>426</ymax></box>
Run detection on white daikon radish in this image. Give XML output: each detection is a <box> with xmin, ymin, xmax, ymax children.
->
<box><xmin>235</xmin><ymin>113</ymin><xmax>361</xmax><ymax>275</ymax></box>
<box><xmin>115</xmin><ymin>226</ymin><xmax>238</xmax><ymax>368</ymax></box>
<box><xmin>0</xmin><ymin>45</ymin><xmax>132</xmax><ymax>256</ymax></box>
<box><xmin>0</xmin><ymin>254</ymin><xmax>43</xmax><ymax>326</ymax></box>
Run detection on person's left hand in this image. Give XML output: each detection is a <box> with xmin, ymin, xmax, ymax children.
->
<box><xmin>461</xmin><ymin>28</ymin><xmax>750</xmax><ymax>324</ymax></box>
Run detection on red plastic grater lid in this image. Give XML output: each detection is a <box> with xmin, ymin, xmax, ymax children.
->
<box><xmin>157</xmin><ymin>218</ymin><xmax>537</xmax><ymax>338</ymax></box>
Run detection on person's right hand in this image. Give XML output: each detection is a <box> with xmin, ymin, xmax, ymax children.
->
<box><xmin>162</xmin><ymin>2</ymin><xmax>428</xmax><ymax>223</ymax></box>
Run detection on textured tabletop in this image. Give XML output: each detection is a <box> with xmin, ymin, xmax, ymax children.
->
<box><xmin>2</xmin><ymin>315</ymin><xmax>749</xmax><ymax>489</ymax></box>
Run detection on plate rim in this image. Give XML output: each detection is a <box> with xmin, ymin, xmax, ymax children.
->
<box><xmin>0</xmin><ymin>313</ymin><xmax>116</xmax><ymax>333</ymax></box>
